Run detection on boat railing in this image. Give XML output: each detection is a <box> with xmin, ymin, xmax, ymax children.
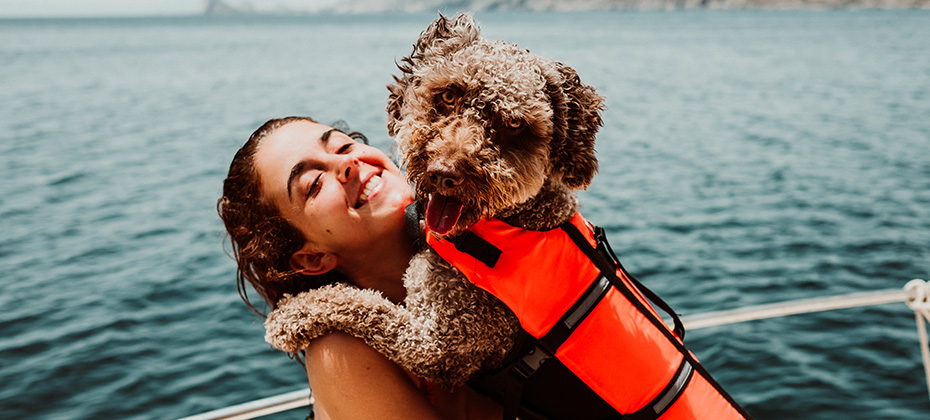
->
<box><xmin>177</xmin><ymin>279</ymin><xmax>930</xmax><ymax>420</ymax></box>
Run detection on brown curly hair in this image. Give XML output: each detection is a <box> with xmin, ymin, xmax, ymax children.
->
<box><xmin>217</xmin><ymin>116</ymin><xmax>366</xmax><ymax>315</ymax></box>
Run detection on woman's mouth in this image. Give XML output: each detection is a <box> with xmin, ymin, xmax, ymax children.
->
<box><xmin>356</xmin><ymin>174</ymin><xmax>383</xmax><ymax>208</ymax></box>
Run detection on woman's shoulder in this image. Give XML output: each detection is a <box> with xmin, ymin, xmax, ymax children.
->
<box><xmin>310</xmin><ymin>331</ymin><xmax>406</xmax><ymax>368</ymax></box>
<box><xmin>304</xmin><ymin>332</ymin><xmax>447</xmax><ymax>420</ymax></box>
<box><xmin>305</xmin><ymin>332</ymin><xmax>400</xmax><ymax>374</ymax></box>
<box><xmin>306</xmin><ymin>330</ymin><xmax>368</xmax><ymax>352</ymax></box>
<box><xmin>305</xmin><ymin>334</ymin><xmax>503</xmax><ymax>420</ymax></box>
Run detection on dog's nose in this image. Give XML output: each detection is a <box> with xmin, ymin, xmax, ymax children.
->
<box><xmin>434</xmin><ymin>173</ymin><xmax>463</xmax><ymax>189</ymax></box>
<box><xmin>430</xmin><ymin>170</ymin><xmax>464</xmax><ymax>190</ymax></box>
<box><xmin>427</xmin><ymin>161</ymin><xmax>464</xmax><ymax>190</ymax></box>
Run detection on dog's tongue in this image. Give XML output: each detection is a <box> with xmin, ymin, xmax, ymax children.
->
<box><xmin>425</xmin><ymin>194</ymin><xmax>464</xmax><ymax>236</ymax></box>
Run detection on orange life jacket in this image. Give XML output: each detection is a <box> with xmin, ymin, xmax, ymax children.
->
<box><xmin>426</xmin><ymin>212</ymin><xmax>752</xmax><ymax>420</ymax></box>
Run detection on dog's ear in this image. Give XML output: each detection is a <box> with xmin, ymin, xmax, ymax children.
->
<box><xmin>387</xmin><ymin>13</ymin><xmax>481</xmax><ymax>137</ymax></box>
<box><xmin>386</xmin><ymin>76</ymin><xmax>405</xmax><ymax>137</ymax></box>
<box><xmin>545</xmin><ymin>63</ymin><xmax>605</xmax><ymax>190</ymax></box>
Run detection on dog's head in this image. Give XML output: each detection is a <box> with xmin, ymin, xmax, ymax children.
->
<box><xmin>387</xmin><ymin>13</ymin><xmax>604</xmax><ymax>236</ymax></box>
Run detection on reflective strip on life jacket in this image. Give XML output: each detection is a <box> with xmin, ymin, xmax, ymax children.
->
<box><xmin>427</xmin><ymin>213</ymin><xmax>752</xmax><ymax>419</ymax></box>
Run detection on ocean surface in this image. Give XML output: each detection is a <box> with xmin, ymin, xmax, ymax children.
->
<box><xmin>1</xmin><ymin>9</ymin><xmax>928</xmax><ymax>419</ymax></box>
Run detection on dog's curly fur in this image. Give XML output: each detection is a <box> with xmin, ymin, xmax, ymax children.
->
<box><xmin>265</xmin><ymin>13</ymin><xmax>604</xmax><ymax>389</ymax></box>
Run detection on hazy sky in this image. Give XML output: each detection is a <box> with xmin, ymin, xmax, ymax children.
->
<box><xmin>0</xmin><ymin>0</ymin><xmax>339</xmax><ymax>18</ymax></box>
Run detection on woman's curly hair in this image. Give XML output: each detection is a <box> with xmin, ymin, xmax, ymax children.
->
<box><xmin>217</xmin><ymin>116</ymin><xmax>367</xmax><ymax>315</ymax></box>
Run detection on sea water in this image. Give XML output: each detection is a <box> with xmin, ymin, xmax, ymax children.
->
<box><xmin>0</xmin><ymin>10</ymin><xmax>928</xmax><ymax>419</ymax></box>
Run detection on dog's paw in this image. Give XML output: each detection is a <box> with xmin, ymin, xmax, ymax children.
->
<box><xmin>264</xmin><ymin>284</ymin><xmax>368</xmax><ymax>353</ymax></box>
<box><xmin>264</xmin><ymin>283</ymin><xmax>409</xmax><ymax>354</ymax></box>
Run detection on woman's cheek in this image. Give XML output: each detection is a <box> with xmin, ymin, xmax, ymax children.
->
<box><xmin>383</xmin><ymin>174</ymin><xmax>414</xmax><ymax>212</ymax></box>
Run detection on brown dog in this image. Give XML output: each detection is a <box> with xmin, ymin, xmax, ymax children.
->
<box><xmin>265</xmin><ymin>13</ymin><xmax>604</xmax><ymax>389</ymax></box>
<box><xmin>389</xmin><ymin>13</ymin><xmax>603</xmax><ymax>237</ymax></box>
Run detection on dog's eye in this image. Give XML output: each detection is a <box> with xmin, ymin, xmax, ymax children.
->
<box><xmin>504</xmin><ymin>117</ymin><xmax>524</xmax><ymax>129</ymax></box>
<box><xmin>439</xmin><ymin>90</ymin><xmax>456</xmax><ymax>105</ymax></box>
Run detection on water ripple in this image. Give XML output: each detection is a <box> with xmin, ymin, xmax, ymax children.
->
<box><xmin>2</xmin><ymin>11</ymin><xmax>929</xmax><ymax>420</ymax></box>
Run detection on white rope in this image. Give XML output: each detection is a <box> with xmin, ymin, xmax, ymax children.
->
<box><xmin>176</xmin><ymin>389</ymin><xmax>312</xmax><ymax>420</ymax></box>
<box><xmin>905</xmin><ymin>279</ymin><xmax>930</xmax><ymax>406</ymax></box>
<box><xmin>681</xmin><ymin>288</ymin><xmax>908</xmax><ymax>330</ymax></box>
<box><xmin>178</xmin><ymin>281</ymin><xmax>930</xmax><ymax>419</ymax></box>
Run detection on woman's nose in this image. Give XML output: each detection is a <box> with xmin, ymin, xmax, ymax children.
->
<box><xmin>335</xmin><ymin>155</ymin><xmax>358</xmax><ymax>183</ymax></box>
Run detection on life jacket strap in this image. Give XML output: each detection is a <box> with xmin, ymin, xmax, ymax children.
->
<box><xmin>565</xmin><ymin>222</ymin><xmax>686</xmax><ymax>340</ymax></box>
<box><xmin>473</xmin><ymin>274</ymin><xmax>615</xmax><ymax>420</ymax></box>
<box><xmin>443</xmin><ymin>217</ymin><xmax>697</xmax><ymax>419</ymax></box>
<box><xmin>404</xmin><ymin>202</ymin><xmax>427</xmax><ymax>251</ymax></box>
<box><xmin>504</xmin><ymin>267</ymin><xmax>693</xmax><ymax>420</ymax></box>
<box><xmin>512</xmin><ymin>272</ymin><xmax>611</xmax><ymax>378</ymax></box>
<box><xmin>539</xmin><ymin>273</ymin><xmax>612</xmax><ymax>354</ymax></box>
<box><xmin>559</xmin><ymin>220</ymin><xmax>696</xmax><ymax>418</ymax></box>
<box><xmin>449</xmin><ymin>230</ymin><xmax>502</xmax><ymax>268</ymax></box>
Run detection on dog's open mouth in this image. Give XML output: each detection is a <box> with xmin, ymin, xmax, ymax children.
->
<box><xmin>425</xmin><ymin>193</ymin><xmax>464</xmax><ymax>236</ymax></box>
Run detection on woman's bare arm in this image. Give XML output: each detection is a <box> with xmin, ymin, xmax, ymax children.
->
<box><xmin>305</xmin><ymin>332</ymin><xmax>444</xmax><ymax>420</ymax></box>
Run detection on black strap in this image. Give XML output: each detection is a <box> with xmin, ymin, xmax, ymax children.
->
<box><xmin>449</xmin><ymin>230</ymin><xmax>502</xmax><ymax>268</ymax></box>
<box><xmin>594</xmin><ymin>224</ymin><xmax>685</xmax><ymax>339</ymax></box>
<box><xmin>559</xmin><ymin>221</ymin><xmax>696</xmax><ymax>419</ymax></box>
<box><xmin>561</xmin><ymin>222</ymin><xmax>754</xmax><ymax>419</ymax></box>
<box><xmin>537</xmin><ymin>274</ymin><xmax>611</xmax><ymax>355</ymax></box>
<box><xmin>508</xmin><ymin>273</ymin><xmax>613</xmax><ymax>378</ymax></box>
<box><xmin>467</xmin><ymin>335</ymin><xmax>546</xmax><ymax>420</ymax></box>
<box><xmin>563</xmin><ymin>222</ymin><xmax>686</xmax><ymax>340</ymax></box>
<box><xmin>489</xmin><ymin>265</ymin><xmax>691</xmax><ymax>420</ymax></box>
<box><xmin>404</xmin><ymin>202</ymin><xmax>426</xmax><ymax>251</ymax></box>
<box><xmin>471</xmin><ymin>274</ymin><xmax>615</xmax><ymax>420</ymax></box>
<box><xmin>501</xmin><ymin>371</ymin><xmax>525</xmax><ymax>420</ymax></box>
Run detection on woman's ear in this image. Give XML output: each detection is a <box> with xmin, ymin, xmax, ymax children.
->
<box><xmin>290</xmin><ymin>248</ymin><xmax>337</xmax><ymax>276</ymax></box>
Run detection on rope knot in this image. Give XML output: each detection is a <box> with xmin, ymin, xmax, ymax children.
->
<box><xmin>905</xmin><ymin>279</ymin><xmax>930</xmax><ymax>312</ymax></box>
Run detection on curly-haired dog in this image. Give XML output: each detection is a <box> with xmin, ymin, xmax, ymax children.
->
<box><xmin>388</xmin><ymin>14</ymin><xmax>603</xmax><ymax>237</ymax></box>
<box><xmin>265</xmin><ymin>13</ymin><xmax>604</xmax><ymax>389</ymax></box>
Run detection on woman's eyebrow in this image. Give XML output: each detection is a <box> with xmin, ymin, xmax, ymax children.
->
<box><xmin>320</xmin><ymin>128</ymin><xmax>336</xmax><ymax>144</ymax></box>
<box><xmin>286</xmin><ymin>128</ymin><xmax>338</xmax><ymax>202</ymax></box>
<box><xmin>287</xmin><ymin>161</ymin><xmax>308</xmax><ymax>202</ymax></box>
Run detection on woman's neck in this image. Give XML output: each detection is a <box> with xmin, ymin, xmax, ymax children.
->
<box><xmin>340</xmin><ymin>228</ymin><xmax>413</xmax><ymax>304</ymax></box>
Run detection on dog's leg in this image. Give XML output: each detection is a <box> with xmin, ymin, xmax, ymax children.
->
<box><xmin>399</xmin><ymin>250</ymin><xmax>519</xmax><ymax>387</ymax></box>
<box><xmin>265</xmin><ymin>250</ymin><xmax>518</xmax><ymax>388</ymax></box>
<box><xmin>264</xmin><ymin>282</ymin><xmax>413</xmax><ymax>356</ymax></box>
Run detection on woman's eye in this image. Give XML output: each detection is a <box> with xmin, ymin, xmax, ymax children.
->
<box><xmin>306</xmin><ymin>174</ymin><xmax>322</xmax><ymax>200</ymax></box>
<box><xmin>337</xmin><ymin>143</ymin><xmax>353</xmax><ymax>154</ymax></box>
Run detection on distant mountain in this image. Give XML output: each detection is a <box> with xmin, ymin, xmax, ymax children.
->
<box><xmin>203</xmin><ymin>0</ymin><xmax>930</xmax><ymax>15</ymax></box>
<box><xmin>203</xmin><ymin>0</ymin><xmax>251</xmax><ymax>15</ymax></box>
<box><xmin>325</xmin><ymin>0</ymin><xmax>929</xmax><ymax>12</ymax></box>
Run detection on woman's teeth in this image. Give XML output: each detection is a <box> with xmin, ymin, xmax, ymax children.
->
<box><xmin>357</xmin><ymin>175</ymin><xmax>382</xmax><ymax>207</ymax></box>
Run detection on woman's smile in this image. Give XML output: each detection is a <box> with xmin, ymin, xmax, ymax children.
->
<box><xmin>357</xmin><ymin>173</ymin><xmax>383</xmax><ymax>209</ymax></box>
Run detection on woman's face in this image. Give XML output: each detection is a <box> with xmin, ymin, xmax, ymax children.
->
<box><xmin>255</xmin><ymin>120</ymin><xmax>413</xmax><ymax>269</ymax></box>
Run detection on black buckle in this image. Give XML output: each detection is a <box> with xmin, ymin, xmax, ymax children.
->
<box><xmin>513</xmin><ymin>345</ymin><xmax>552</xmax><ymax>379</ymax></box>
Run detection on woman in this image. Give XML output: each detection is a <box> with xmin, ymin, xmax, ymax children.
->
<box><xmin>218</xmin><ymin>116</ymin><xmax>503</xmax><ymax>420</ymax></box>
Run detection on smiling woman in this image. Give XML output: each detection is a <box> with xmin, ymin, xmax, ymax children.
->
<box><xmin>217</xmin><ymin>116</ymin><xmax>504</xmax><ymax>420</ymax></box>
<box><xmin>252</xmin><ymin>118</ymin><xmax>414</xmax><ymax>297</ymax></box>
<box><xmin>217</xmin><ymin>116</ymin><xmax>412</xmax><ymax>312</ymax></box>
